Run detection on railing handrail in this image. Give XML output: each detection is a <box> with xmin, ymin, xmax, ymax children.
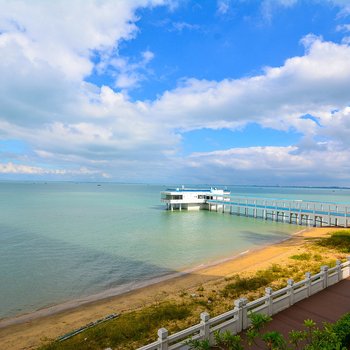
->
<box><xmin>137</xmin><ymin>257</ymin><xmax>350</xmax><ymax>350</ymax></box>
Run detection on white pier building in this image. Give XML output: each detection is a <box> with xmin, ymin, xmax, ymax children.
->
<box><xmin>161</xmin><ymin>187</ymin><xmax>230</xmax><ymax>211</ymax></box>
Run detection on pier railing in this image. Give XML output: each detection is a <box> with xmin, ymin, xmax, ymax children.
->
<box><xmin>137</xmin><ymin>258</ymin><xmax>350</xmax><ymax>350</ymax></box>
<box><xmin>208</xmin><ymin>196</ymin><xmax>350</xmax><ymax>227</ymax></box>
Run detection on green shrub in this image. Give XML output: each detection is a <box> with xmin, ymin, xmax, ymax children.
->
<box><xmin>213</xmin><ymin>330</ymin><xmax>243</xmax><ymax>350</ymax></box>
<box><xmin>304</xmin><ymin>323</ymin><xmax>344</xmax><ymax>350</ymax></box>
<box><xmin>186</xmin><ymin>338</ymin><xmax>211</xmax><ymax>350</ymax></box>
<box><xmin>317</xmin><ymin>230</ymin><xmax>350</xmax><ymax>253</ymax></box>
<box><xmin>223</xmin><ymin>274</ymin><xmax>272</xmax><ymax>296</ymax></box>
<box><xmin>262</xmin><ymin>331</ymin><xmax>287</xmax><ymax>349</ymax></box>
<box><xmin>222</xmin><ymin>265</ymin><xmax>288</xmax><ymax>297</ymax></box>
<box><xmin>290</xmin><ymin>253</ymin><xmax>312</xmax><ymax>261</ymax></box>
<box><xmin>332</xmin><ymin>313</ymin><xmax>350</xmax><ymax>347</ymax></box>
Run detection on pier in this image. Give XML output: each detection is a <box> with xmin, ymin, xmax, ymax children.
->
<box><xmin>208</xmin><ymin>196</ymin><xmax>350</xmax><ymax>227</ymax></box>
<box><xmin>161</xmin><ymin>188</ymin><xmax>350</xmax><ymax>227</ymax></box>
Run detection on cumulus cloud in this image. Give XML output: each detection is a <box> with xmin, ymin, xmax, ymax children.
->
<box><xmin>0</xmin><ymin>0</ymin><xmax>144</xmax><ymax>80</ymax></box>
<box><xmin>1</xmin><ymin>1</ymin><xmax>350</xmax><ymax>184</ymax></box>
<box><xmin>184</xmin><ymin>141</ymin><xmax>350</xmax><ymax>185</ymax></box>
<box><xmin>151</xmin><ymin>35</ymin><xmax>350</xmax><ymax>134</ymax></box>
<box><xmin>112</xmin><ymin>50</ymin><xmax>155</xmax><ymax>89</ymax></box>
<box><xmin>320</xmin><ymin>107</ymin><xmax>350</xmax><ymax>147</ymax></box>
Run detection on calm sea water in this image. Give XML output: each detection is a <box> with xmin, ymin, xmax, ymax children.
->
<box><xmin>0</xmin><ymin>182</ymin><xmax>349</xmax><ymax>319</ymax></box>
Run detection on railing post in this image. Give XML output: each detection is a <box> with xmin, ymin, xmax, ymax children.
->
<box><xmin>336</xmin><ymin>260</ymin><xmax>342</xmax><ymax>281</ymax></box>
<box><xmin>234</xmin><ymin>299</ymin><xmax>242</xmax><ymax>333</ymax></box>
<box><xmin>254</xmin><ymin>200</ymin><xmax>257</xmax><ymax>218</ymax></box>
<box><xmin>345</xmin><ymin>207</ymin><xmax>348</xmax><ymax>228</ymax></box>
<box><xmin>235</xmin><ymin>298</ymin><xmax>248</xmax><ymax>330</ymax></box>
<box><xmin>200</xmin><ymin>312</ymin><xmax>210</xmax><ymax>340</ymax></box>
<box><xmin>346</xmin><ymin>257</ymin><xmax>350</xmax><ymax>278</ymax></box>
<box><xmin>321</xmin><ymin>265</ymin><xmax>329</xmax><ymax>289</ymax></box>
<box><xmin>287</xmin><ymin>279</ymin><xmax>294</xmax><ymax>306</ymax></box>
<box><xmin>265</xmin><ymin>287</ymin><xmax>273</xmax><ymax>316</ymax></box>
<box><xmin>305</xmin><ymin>272</ymin><xmax>311</xmax><ymax>297</ymax></box>
<box><xmin>158</xmin><ymin>328</ymin><xmax>168</xmax><ymax>350</ymax></box>
<box><xmin>313</xmin><ymin>204</ymin><xmax>316</xmax><ymax>227</ymax></box>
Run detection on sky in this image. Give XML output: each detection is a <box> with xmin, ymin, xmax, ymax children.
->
<box><xmin>1</xmin><ymin>0</ymin><xmax>350</xmax><ymax>186</ymax></box>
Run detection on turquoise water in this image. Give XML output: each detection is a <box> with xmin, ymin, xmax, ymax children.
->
<box><xmin>0</xmin><ymin>182</ymin><xmax>349</xmax><ymax>319</ymax></box>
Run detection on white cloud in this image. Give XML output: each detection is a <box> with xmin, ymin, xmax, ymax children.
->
<box><xmin>0</xmin><ymin>1</ymin><xmax>125</xmax><ymax>80</ymax></box>
<box><xmin>336</xmin><ymin>24</ymin><xmax>350</xmax><ymax>32</ymax></box>
<box><xmin>261</xmin><ymin>0</ymin><xmax>350</xmax><ymax>21</ymax></box>
<box><xmin>217</xmin><ymin>0</ymin><xmax>230</xmax><ymax>15</ymax></box>
<box><xmin>1</xmin><ymin>2</ymin><xmax>350</xmax><ymax>184</ymax></box>
<box><xmin>112</xmin><ymin>50</ymin><xmax>155</xmax><ymax>89</ymax></box>
<box><xmin>260</xmin><ymin>0</ymin><xmax>298</xmax><ymax>21</ymax></box>
<box><xmin>0</xmin><ymin>162</ymin><xmax>109</xmax><ymax>178</ymax></box>
<box><xmin>319</xmin><ymin>107</ymin><xmax>350</xmax><ymax>146</ymax></box>
<box><xmin>151</xmin><ymin>35</ymin><xmax>350</xmax><ymax>134</ymax></box>
<box><xmin>329</xmin><ymin>0</ymin><xmax>350</xmax><ymax>15</ymax></box>
<box><xmin>171</xmin><ymin>22</ymin><xmax>200</xmax><ymax>32</ymax></box>
<box><xmin>341</xmin><ymin>36</ymin><xmax>350</xmax><ymax>44</ymax></box>
<box><xmin>184</xmin><ymin>141</ymin><xmax>350</xmax><ymax>185</ymax></box>
<box><xmin>0</xmin><ymin>0</ymin><xmax>170</xmax><ymax>81</ymax></box>
<box><xmin>3</xmin><ymin>32</ymin><xmax>350</xmax><ymax>182</ymax></box>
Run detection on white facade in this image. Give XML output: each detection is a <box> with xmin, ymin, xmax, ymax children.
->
<box><xmin>161</xmin><ymin>187</ymin><xmax>230</xmax><ymax>211</ymax></box>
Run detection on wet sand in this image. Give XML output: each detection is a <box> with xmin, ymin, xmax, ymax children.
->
<box><xmin>0</xmin><ymin>227</ymin><xmax>341</xmax><ymax>350</ymax></box>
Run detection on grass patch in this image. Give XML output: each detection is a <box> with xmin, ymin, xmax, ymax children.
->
<box><xmin>40</xmin><ymin>302</ymin><xmax>192</xmax><ymax>350</ymax></box>
<box><xmin>289</xmin><ymin>252</ymin><xmax>312</xmax><ymax>261</ymax></box>
<box><xmin>317</xmin><ymin>230</ymin><xmax>350</xmax><ymax>253</ymax></box>
<box><xmin>222</xmin><ymin>264</ymin><xmax>286</xmax><ymax>297</ymax></box>
<box><xmin>313</xmin><ymin>253</ymin><xmax>323</xmax><ymax>261</ymax></box>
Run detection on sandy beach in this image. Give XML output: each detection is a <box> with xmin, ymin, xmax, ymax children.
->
<box><xmin>0</xmin><ymin>226</ymin><xmax>343</xmax><ymax>350</ymax></box>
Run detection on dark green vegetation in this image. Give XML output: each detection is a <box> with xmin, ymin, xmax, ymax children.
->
<box><xmin>39</xmin><ymin>229</ymin><xmax>349</xmax><ymax>350</ymax></box>
<box><xmin>222</xmin><ymin>264</ymin><xmax>291</xmax><ymax>297</ymax></box>
<box><xmin>289</xmin><ymin>253</ymin><xmax>312</xmax><ymax>261</ymax></box>
<box><xmin>40</xmin><ymin>302</ymin><xmax>191</xmax><ymax>350</ymax></box>
<box><xmin>289</xmin><ymin>253</ymin><xmax>325</xmax><ymax>262</ymax></box>
<box><xmin>187</xmin><ymin>312</ymin><xmax>350</xmax><ymax>350</ymax></box>
<box><xmin>317</xmin><ymin>230</ymin><xmax>350</xmax><ymax>253</ymax></box>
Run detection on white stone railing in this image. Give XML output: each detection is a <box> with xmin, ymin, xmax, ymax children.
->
<box><xmin>137</xmin><ymin>258</ymin><xmax>350</xmax><ymax>350</ymax></box>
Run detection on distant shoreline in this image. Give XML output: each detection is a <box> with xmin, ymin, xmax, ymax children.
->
<box><xmin>0</xmin><ymin>180</ymin><xmax>350</xmax><ymax>190</ymax></box>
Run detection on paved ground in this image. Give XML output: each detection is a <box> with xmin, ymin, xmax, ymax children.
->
<box><xmin>248</xmin><ymin>278</ymin><xmax>350</xmax><ymax>349</ymax></box>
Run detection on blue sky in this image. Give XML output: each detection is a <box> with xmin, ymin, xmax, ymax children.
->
<box><xmin>1</xmin><ymin>0</ymin><xmax>350</xmax><ymax>185</ymax></box>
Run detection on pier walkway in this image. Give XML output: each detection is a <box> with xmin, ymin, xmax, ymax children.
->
<box><xmin>208</xmin><ymin>196</ymin><xmax>350</xmax><ymax>227</ymax></box>
<box><xmin>250</xmin><ymin>277</ymin><xmax>350</xmax><ymax>349</ymax></box>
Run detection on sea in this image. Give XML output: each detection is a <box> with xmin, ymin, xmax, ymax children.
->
<box><xmin>1</xmin><ymin>182</ymin><xmax>350</xmax><ymax>320</ymax></box>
